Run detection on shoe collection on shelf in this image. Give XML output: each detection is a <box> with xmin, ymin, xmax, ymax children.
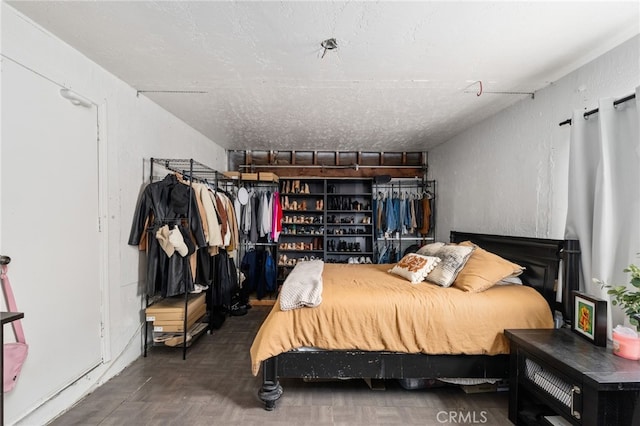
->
<box><xmin>277</xmin><ymin>178</ymin><xmax>374</xmax><ymax>282</ymax></box>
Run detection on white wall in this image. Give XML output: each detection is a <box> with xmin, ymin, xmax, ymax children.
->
<box><xmin>429</xmin><ymin>35</ymin><xmax>640</xmax><ymax>242</ymax></box>
<box><xmin>1</xmin><ymin>4</ymin><xmax>226</xmax><ymax>425</ymax></box>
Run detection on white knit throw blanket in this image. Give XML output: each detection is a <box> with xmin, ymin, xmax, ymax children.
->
<box><xmin>279</xmin><ymin>260</ymin><xmax>324</xmax><ymax>311</ymax></box>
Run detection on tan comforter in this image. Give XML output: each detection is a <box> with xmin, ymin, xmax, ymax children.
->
<box><xmin>250</xmin><ymin>263</ymin><xmax>553</xmax><ymax>376</ymax></box>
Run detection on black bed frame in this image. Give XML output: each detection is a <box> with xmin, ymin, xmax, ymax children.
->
<box><xmin>258</xmin><ymin>231</ymin><xmax>581</xmax><ymax>410</ymax></box>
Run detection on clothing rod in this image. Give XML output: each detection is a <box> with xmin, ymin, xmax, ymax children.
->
<box><xmin>239</xmin><ymin>164</ymin><xmax>426</xmax><ymax>170</ymax></box>
<box><xmin>374</xmin><ymin>182</ymin><xmax>434</xmax><ymax>187</ymax></box>
<box><xmin>558</xmin><ymin>93</ymin><xmax>636</xmax><ymax>126</ymax></box>
<box><xmin>377</xmin><ymin>237</ymin><xmax>434</xmax><ymax>241</ymax></box>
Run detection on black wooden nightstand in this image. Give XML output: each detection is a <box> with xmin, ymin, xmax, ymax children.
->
<box><xmin>505</xmin><ymin>328</ymin><xmax>640</xmax><ymax>425</ymax></box>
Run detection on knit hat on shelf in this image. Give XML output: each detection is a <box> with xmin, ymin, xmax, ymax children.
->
<box><xmin>169</xmin><ymin>225</ymin><xmax>189</xmax><ymax>257</ymax></box>
<box><xmin>155</xmin><ymin>225</ymin><xmax>175</xmax><ymax>257</ymax></box>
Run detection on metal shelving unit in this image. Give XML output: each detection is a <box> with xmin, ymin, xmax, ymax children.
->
<box><xmin>142</xmin><ymin>158</ymin><xmax>225</xmax><ymax>360</ymax></box>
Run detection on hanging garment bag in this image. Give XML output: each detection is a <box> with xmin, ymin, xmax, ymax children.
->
<box><xmin>2</xmin><ymin>264</ymin><xmax>29</xmax><ymax>392</ymax></box>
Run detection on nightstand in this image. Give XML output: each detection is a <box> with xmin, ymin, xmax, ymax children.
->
<box><xmin>505</xmin><ymin>328</ymin><xmax>640</xmax><ymax>425</ymax></box>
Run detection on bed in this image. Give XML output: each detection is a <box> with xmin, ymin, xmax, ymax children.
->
<box><xmin>252</xmin><ymin>231</ymin><xmax>581</xmax><ymax>410</ymax></box>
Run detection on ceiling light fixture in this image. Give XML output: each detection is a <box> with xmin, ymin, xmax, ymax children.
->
<box><xmin>320</xmin><ymin>38</ymin><xmax>337</xmax><ymax>59</ymax></box>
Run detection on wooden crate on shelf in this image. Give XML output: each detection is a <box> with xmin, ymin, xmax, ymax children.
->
<box><xmin>258</xmin><ymin>172</ymin><xmax>279</xmax><ymax>182</ymax></box>
<box><xmin>152</xmin><ymin>303</ymin><xmax>206</xmax><ymax>333</ymax></box>
<box><xmin>222</xmin><ymin>171</ymin><xmax>240</xmax><ymax>180</ymax></box>
<box><xmin>146</xmin><ymin>293</ymin><xmax>206</xmax><ymax>332</ymax></box>
<box><xmin>241</xmin><ymin>172</ymin><xmax>258</xmax><ymax>181</ymax></box>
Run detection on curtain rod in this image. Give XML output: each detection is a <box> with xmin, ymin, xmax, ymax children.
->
<box><xmin>559</xmin><ymin>93</ymin><xmax>636</xmax><ymax>126</ymax></box>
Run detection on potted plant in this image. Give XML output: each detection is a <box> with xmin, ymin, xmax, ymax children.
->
<box><xmin>596</xmin><ymin>264</ymin><xmax>640</xmax><ymax>360</ymax></box>
<box><xmin>597</xmin><ymin>264</ymin><xmax>640</xmax><ymax>331</ymax></box>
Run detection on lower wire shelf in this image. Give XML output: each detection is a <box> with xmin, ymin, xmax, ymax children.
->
<box><xmin>144</xmin><ymin>292</ymin><xmax>208</xmax><ymax>359</ymax></box>
<box><xmin>151</xmin><ymin>319</ymin><xmax>208</xmax><ymax>348</ymax></box>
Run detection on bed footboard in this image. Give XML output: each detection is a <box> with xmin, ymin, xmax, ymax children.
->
<box><xmin>258</xmin><ymin>351</ymin><xmax>509</xmax><ymax>410</ymax></box>
<box><xmin>258</xmin><ymin>357</ymin><xmax>283</xmax><ymax>410</ymax></box>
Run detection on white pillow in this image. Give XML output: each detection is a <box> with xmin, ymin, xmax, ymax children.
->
<box><xmin>424</xmin><ymin>244</ymin><xmax>475</xmax><ymax>287</ymax></box>
<box><xmin>388</xmin><ymin>253</ymin><xmax>441</xmax><ymax>284</ymax></box>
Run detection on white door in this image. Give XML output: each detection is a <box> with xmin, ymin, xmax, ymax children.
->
<box><xmin>1</xmin><ymin>58</ymin><xmax>102</xmax><ymax>416</ymax></box>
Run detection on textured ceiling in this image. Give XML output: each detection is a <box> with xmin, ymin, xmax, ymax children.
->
<box><xmin>7</xmin><ymin>1</ymin><xmax>640</xmax><ymax>151</ymax></box>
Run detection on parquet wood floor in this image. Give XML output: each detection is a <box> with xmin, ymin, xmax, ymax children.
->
<box><xmin>49</xmin><ymin>306</ymin><xmax>510</xmax><ymax>425</ymax></box>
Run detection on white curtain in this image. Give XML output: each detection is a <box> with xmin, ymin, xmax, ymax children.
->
<box><xmin>565</xmin><ymin>86</ymin><xmax>640</xmax><ymax>331</ymax></box>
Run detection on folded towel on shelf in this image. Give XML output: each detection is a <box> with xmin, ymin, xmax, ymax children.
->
<box><xmin>279</xmin><ymin>260</ymin><xmax>324</xmax><ymax>311</ymax></box>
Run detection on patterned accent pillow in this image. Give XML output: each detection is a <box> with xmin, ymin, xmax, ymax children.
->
<box><xmin>424</xmin><ymin>244</ymin><xmax>475</xmax><ymax>287</ymax></box>
<box><xmin>416</xmin><ymin>242</ymin><xmax>445</xmax><ymax>257</ymax></box>
<box><xmin>453</xmin><ymin>241</ymin><xmax>524</xmax><ymax>292</ymax></box>
<box><xmin>388</xmin><ymin>253</ymin><xmax>441</xmax><ymax>284</ymax></box>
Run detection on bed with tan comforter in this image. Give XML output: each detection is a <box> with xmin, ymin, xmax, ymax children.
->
<box><xmin>250</xmin><ymin>262</ymin><xmax>553</xmax><ymax>376</ymax></box>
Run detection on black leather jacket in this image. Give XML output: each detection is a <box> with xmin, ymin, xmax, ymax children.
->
<box><xmin>129</xmin><ymin>174</ymin><xmax>206</xmax><ymax>297</ymax></box>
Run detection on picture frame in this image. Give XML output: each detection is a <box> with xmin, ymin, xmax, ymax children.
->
<box><xmin>572</xmin><ymin>290</ymin><xmax>607</xmax><ymax>347</ymax></box>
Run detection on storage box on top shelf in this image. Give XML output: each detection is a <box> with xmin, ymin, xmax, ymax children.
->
<box><xmin>241</xmin><ymin>172</ymin><xmax>258</xmax><ymax>181</ymax></box>
<box><xmin>258</xmin><ymin>172</ymin><xmax>279</xmax><ymax>182</ymax></box>
<box><xmin>222</xmin><ymin>171</ymin><xmax>240</xmax><ymax>180</ymax></box>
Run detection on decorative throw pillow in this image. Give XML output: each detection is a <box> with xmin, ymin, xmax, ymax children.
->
<box><xmin>416</xmin><ymin>242</ymin><xmax>445</xmax><ymax>257</ymax></box>
<box><xmin>388</xmin><ymin>253</ymin><xmax>441</xmax><ymax>284</ymax></box>
<box><xmin>423</xmin><ymin>244</ymin><xmax>475</xmax><ymax>287</ymax></box>
<box><xmin>453</xmin><ymin>241</ymin><xmax>525</xmax><ymax>292</ymax></box>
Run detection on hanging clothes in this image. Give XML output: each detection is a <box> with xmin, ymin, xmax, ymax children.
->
<box><xmin>259</xmin><ymin>191</ymin><xmax>272</xmax><ymax>238</ymax></box>
<box><xmin>378</xmin><ymin>243</ymin><xmax>390</xmax><ymax>264</ymax></box>
<box><xmin>241</xmin><ymin>249</ymin><xmax>259</xmax><ymax>296</ymax></box>
<box><xmin>271</xmin><ymin>190</ymin><xmax>282</xmax><ymax>242</ymax></box>
<box><xmin>212</xmin><ymin>192</ymin><xmax>229</xmax><ymax>246</ymax></box>
<box><xmin>128</xmin><ymin>174</ymin><xmax>206</xmax><ymax>297</ymax></box>
<box><xmin>249</xmin><ymin>192</ymin><xmax>259</xmax><ymax>243</ymax></box>
<box><xmin>398</xmin><ymin>193</ymin><xmax>406</xmax><ymax>234</ymax></box>
<box><xmin>221</xmin><ymin>192</ymin><xmax>239</xmax><ymax>253</ymax></box>
<box><xmin>415</xmin><ymin>195</ymin><xmax>423</xmax><ymax>231</ymax></box>
<box><xmin>372</xmin><ymin>196</ymin><xmax>378</xmax><ymax>238</ymax></box>
<box><xmin>258</xmin><ymin>248</ymin><xmax>276</xmax><ymax>299</ymax></box>
<box><xmin>385</xmin><ymin>194</ymin><xmax>397</xmax><ymax>234</ymax></box>
<box><xmin>192</xmin><ymin>182</ymin><xmax>223</xmax><ymax>249</ymax></box>
<box><xmin>240</xmin><ymin>247</ymin><xmax>277</xmax><ymax>300</ymax></box>
<box><xmin>419</xmin><ymin>195</ymin><xmax>431</xmax><ymax>236</ymax></box>
<box><xmin>410</xmin><ymin>195</ymin><xmax>417</xmax><ymax>232</ymax></box>
<box><xmin>242</xmin><ymin>189</ymin><xmax>253</xmax><ymax>236</ymax></box>
<box><xmin>376</xmin><ymin>194</ymin><xmax>383</xmax><ymax>237</ymax></box>
<box><xmin>213</xmin><ymin>249</ymin><xmax>238</xmax><ymax>309</ymax></box>
<box><xmin>233</xmin><ymin>192</ymin><xmax>242</xmax><ymax>231</ymax></box>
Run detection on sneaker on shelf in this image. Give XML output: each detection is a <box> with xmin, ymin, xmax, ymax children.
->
<box><xmin>190</xmin><ymin>284</ymin><xmax>208</xmax><ymax>294</ymax></box>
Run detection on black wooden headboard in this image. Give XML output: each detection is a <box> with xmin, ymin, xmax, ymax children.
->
<box><xmin>450</xmin><ymin>231</ymin><xmax>580</xmax><ymax>323</ymax></box>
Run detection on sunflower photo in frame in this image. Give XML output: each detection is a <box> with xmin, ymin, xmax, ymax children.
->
<box><xmin>572</xmin><ymin>291</ymin><xmax>607</xmax><ymax>347</ymax></box>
